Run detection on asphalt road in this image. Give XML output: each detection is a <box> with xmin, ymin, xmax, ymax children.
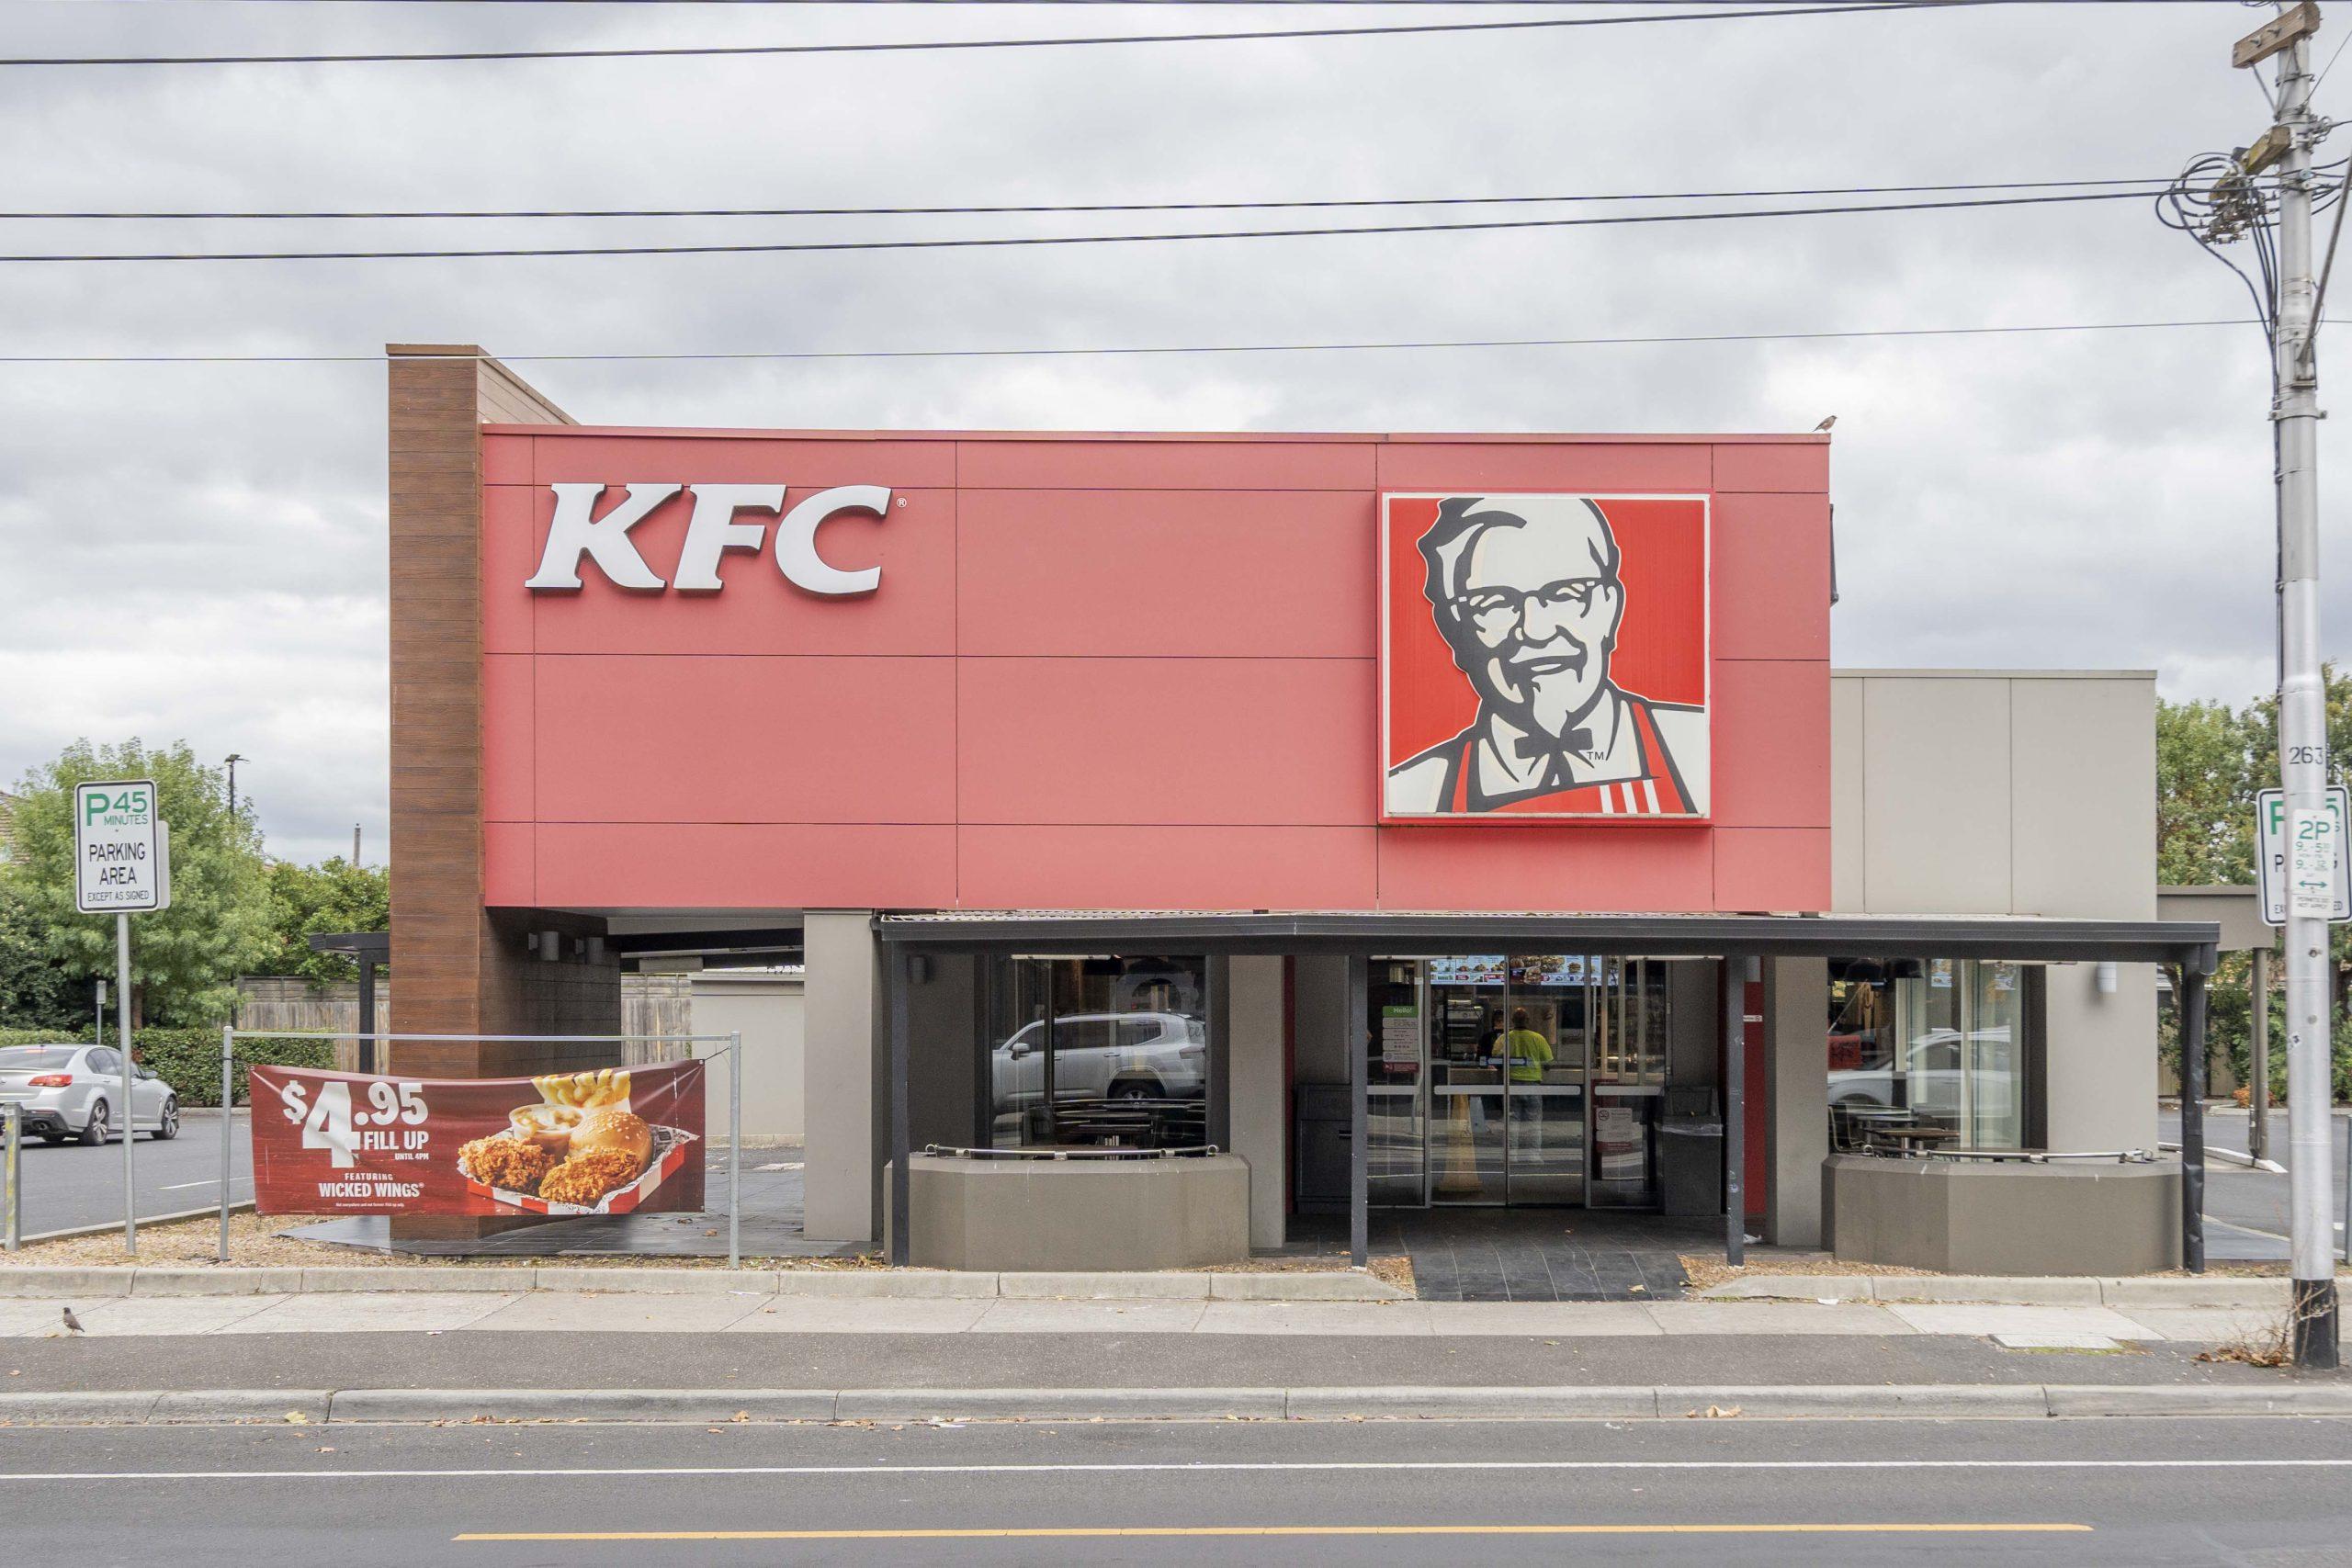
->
<box><xmin>2163</xmin><ymin>1106</ymin><xmax>2352</xmax><ymax>1261</ymax></box>
<box><xmin>11</xmin><ymin>1108</ymin><xmax>250</xmax><ymax>1238</ymax></box>
<box><xmin>0</xmin><ymin>1414</ymin><xmax>2346</xmax><ymax>1564</ymax></box>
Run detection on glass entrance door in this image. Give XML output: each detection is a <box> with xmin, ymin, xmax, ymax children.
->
<box><xmin>1397</xmin><ymin>955</ymin><xmax>1673</xmax><ymax>1208</ymax></box>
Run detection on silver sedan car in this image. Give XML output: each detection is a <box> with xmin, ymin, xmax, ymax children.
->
<box><xmin>0</xmin><ymin>1043</ymin><xmax>179</xmax><ymax>1145</ymax></box>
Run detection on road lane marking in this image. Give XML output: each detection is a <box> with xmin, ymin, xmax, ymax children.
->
<box><xmin>457</xmin><ymin>1525</ymin><xmax>2092</xmax><ymax>1541</ymax></box>
<box><xmin>4</xmin><ymin>1460</ymin><xmax>2349</xmax><ymax>1483</ymax></box>
<box><xmin>160</xmin><ymin>1178</ymin><xmax>249</xmax><ymax>1190</ymax></box>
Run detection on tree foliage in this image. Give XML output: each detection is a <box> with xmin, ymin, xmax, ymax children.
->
<box><xmin>2155</xmin><ymin>666</ymin><xmax>2352</xmax><ymax>1100</ymax></box>
<box><xmin>261</xmin><ymin>856</ymin><xmax>389</xmax><ymax>984</ymax></box>
<box><xmin>3</xmin><ymin>739</ymin><xmax>274</xmax><ymax>1025</ymax></box>
<box><xmin>0</xmin><ymin>878</ymin><xmax>83</xmax><ymax>1031</ymax></box>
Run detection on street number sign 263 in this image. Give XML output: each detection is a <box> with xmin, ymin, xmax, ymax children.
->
<box><xmin>73</xmin><ymin>779</ymin><xmax>166</xmax><ymax>914</ymax></box>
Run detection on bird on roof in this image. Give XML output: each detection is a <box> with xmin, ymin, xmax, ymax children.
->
<box><xmin>1814</xmin><ymin>415</ymin><xmax>1838</xmax><ymax>432</ymax></box>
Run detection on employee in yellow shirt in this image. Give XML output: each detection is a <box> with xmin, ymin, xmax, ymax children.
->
<box><xmin>1494</xmin><ymin>1008</ymin><xmax>1555</xmax><ymax>1155</ymax></box>
<box><xmin>1496</xmin><ymin>1008</ymin><xmax>1555</xmax><ymax>1083</ymax></box>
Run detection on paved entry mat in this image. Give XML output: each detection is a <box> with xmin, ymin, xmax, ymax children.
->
<box><xmin>1285</xmin><ymin>1210</ymin><xmax>1713</xmax><ymax>1302</ymax></box>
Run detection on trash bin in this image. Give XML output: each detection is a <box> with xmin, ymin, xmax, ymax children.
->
<box><xmin>1656</xmin><ymin>1120</ymin><xmax>1724</xmax><ymax>1219</ymax></box>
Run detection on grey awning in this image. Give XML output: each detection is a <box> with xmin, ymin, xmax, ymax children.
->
<box><xmin>872</xmin><ymin>910</ymin><xmax>2219</xmax><ymax>967</ymax></box>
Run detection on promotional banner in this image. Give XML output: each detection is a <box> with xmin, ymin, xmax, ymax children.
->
<box><xmin>250</xmin><ymin>1061</ymin><xmax>707</xmax><ymax>1216</ymax></box>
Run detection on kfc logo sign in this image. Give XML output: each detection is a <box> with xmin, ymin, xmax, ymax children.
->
<box><xmin>1382</xmin><ymin>491</ymin><xmax>1710</xmax><ymax>821</ymax></box>
<box><xmin>525</xmin><ymin>482</ymin><xmax>892</xmax><ymax>596</ymax></box>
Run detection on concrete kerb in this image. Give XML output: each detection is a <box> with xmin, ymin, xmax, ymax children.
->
<box><xmin>13</xmin><ymin>1382</ymin><xmax>2352</xmax><ymax>1427</ymax></box>
<box><xmin>0</xmin><ymin>1266</ymin><xmax>1408</xmax><ymax>1301</ymax></box>
<box><xmin>1702</xmin><ymin>1274</ymin><xmax>2296</xmax><ymax>1310</ymax></box>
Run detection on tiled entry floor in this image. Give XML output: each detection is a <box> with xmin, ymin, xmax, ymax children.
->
<box><xmin>1284</xmin><ymin>1209</ymin><xmax>1721</xmax><ymax>1302</ymax></box>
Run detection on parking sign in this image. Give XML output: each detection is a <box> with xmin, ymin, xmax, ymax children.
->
<box><xmin>73</xmin><ymin>779</ymin><xmax>164</xmax><ymax>914</ymax></box>
<box><xmin>2257</xmin><ymin>784</ymin><xmax>2351</xmax><ymax>925</ymax></box>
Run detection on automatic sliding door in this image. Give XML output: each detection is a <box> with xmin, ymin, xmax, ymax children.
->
<box><xmin>1369</xmin><ymin>961</ymin><xmax>1428</xmax><ymax>1204</ymax></box>
<box><xmin>1428</xmin><ymin>958</ymin><xmax>1506</xmax><ymax>1203</ymax></box>
<box><xmin>1502</xmin><ymin>956</ymin><xmax>1589</xmax><ymax>1205</ymax></box>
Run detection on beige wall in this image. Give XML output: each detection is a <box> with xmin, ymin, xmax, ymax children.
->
<box><xmin>1830</xmin><ymin>670</ymin><xmax>2160</xmax><ymax>1152</ymax></box>
<box><xmin>801</xmin><ymin>911</ymin><xmax>878</xmax><ymax>1242</ymax></box>
<box><xmin>1831</xmin><ymin>671</ymin><xmax>2155</xmax><ymax>919</ymax></box>
<box><xmin>689</xmin><ymin>970</ymin><xmax>805</xmax><ymax>1144</ymax></box>
<box><xmin>1228</xmin><ymin>955</ymin><xmax>1289</xmax><ymax>1248</ymax></box>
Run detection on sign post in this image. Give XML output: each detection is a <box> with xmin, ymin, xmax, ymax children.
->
<box><xmin>74</xmin><ymin>780</ymin><xmax>165</xmax><ymax>1255</ymax></box>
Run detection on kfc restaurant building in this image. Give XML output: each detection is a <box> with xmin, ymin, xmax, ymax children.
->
<box><xmin>387</xmin><ymin>347</ymin><xmax>2218</xmax><ymax>1278</ymax></box>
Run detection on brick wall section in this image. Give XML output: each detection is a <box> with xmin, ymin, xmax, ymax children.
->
<box><xmin>386</xmin><ymin>345</ymin><xmax>615</xmax><ymax>1082</ymax></box>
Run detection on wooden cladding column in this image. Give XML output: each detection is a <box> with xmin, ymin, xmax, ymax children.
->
<box><xmin>385</xmin><ymin>344</ymin><xmax>573</xmax><ymax>1079</ymax></box>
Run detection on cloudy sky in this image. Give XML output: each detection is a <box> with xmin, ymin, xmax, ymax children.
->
<box><xmin>0</xmin><ymin>0</ymin><xmax>2340</xmax><ymax>863</ymax></box>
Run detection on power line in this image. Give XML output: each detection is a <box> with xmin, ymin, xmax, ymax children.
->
<box><xmin>0</xmin><ymin>318</ymin><xmax>2282</xmax><ymax>365</ymax></box>
<box><xmin>0</xmin><ymin>173</ymin><xmax>2214</xmax><ymax>221</ymax></box>
<box><xmin>0</xmin><ymin>187</ymin><xmax>2177</xmax><ymax>260</ymax></box>
<box><xmin>42</xmin><ymin>1</ymin><xmax>2263</xmax><ymax>6</ymax></box>
<box><xmin>0</xmin><ymin>2</ymin><xmax>2003</xmax><ymax>66</ymax></box>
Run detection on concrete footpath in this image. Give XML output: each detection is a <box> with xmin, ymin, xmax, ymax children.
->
<box><xmin>0</xmin><ymin>1264</ymin><xmax>2331</xmax><ymax>1428</ymax></box>
<box><xmin>0</xmin><ymin>1266</ymin><xmax>2301</xmax><ymax>1348</ymax></box>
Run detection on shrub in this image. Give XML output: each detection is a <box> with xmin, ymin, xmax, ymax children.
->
<box><xmin>0</xmin><ymin>1024</ymin><xmax>333</xmax><ymax>1107</ymax></box>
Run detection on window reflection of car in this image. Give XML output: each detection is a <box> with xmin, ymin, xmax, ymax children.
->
<box><xmin>991</xmin><ymin>1012</ymin><xmax>1207</xmax><ymax>1118</ymax></box>
<box><xmin>1827</xmin><ymin>1027</ymin><xmax>2016</xmax><ymax>1120</ymax></box>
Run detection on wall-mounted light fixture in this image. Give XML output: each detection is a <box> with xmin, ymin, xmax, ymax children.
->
<box><xmin>2095</xmin><ymin>961</ymin><xmax>2119</xmax><ymax>995</ymax></box>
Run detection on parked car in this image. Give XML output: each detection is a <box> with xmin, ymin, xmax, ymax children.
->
<box><xmin>991</xmin><ymin>1011</ymin><xmax>1207</xmax><ymax>1122</ymax></box>
<box><xmin>0</xmin><ymin>1043</ymin><xmax>179</xmax><ymax>1145</ymax></box>
<box><xmin>1827</xmin><ymin>1027</ymin><xmax>2017</xmax><ymax>1123</ymax></box>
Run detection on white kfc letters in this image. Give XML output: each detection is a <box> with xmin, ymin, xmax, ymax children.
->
<box><xmin>526</xmin><ymin>481</ymin><xmax>891</xmax><ymax>596</ymax></box>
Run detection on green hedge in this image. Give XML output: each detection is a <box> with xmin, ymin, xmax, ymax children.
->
<box><xmin>0</xmin><ymin>1025</ymin><xmax>334</xmax><ymax>1108</ymax></box>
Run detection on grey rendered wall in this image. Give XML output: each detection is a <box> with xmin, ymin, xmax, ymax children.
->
<box><xmin>1667</xmin><ymin>960</ymin><xmax>1721</xmax><ymax>1090</ymax></box>
<box><xmin>1830</xmin><ymin>671</ymin><xmax>2159</xmax><ymax>1152</ymax></box>
<box><xmin>687</xmin><ymin>973</ymin><xmax>805</xmax><ymax>1142</ymax></box>
<box><xmin>801</xmin><ymin>910</ymin><xmax>878</xmax><ymax>1242</ymax></box>
<box><xmin>908</xmin><ymin>953</ymin><xmax>979</xmax><ymax>1151</ymax></box>
<box><xmin>1228</xmin><ymin>955</ymin><xmax>1288</xmax><ymax>1248</ymax></box>
<box><xmin>1293</xmin><ymin>955</ymin><xmax>1350</xmax><ymax>1087</ymax></box>
<box><xmin>1766</xmin><ymin>955</ymin><xmax>1828</xmax><ymax>1247</ymax></box>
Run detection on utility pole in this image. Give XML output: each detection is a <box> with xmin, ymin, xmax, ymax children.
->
<box><xmin>2169</xmin><ymin>1</ymin><xmax>2340</xmax><ymax>1365</ymax></box>
<box><xmin>224</xmin><ymin>753</ymin><xmax>243</xmax><ymax>818</ymax></box>
<box><xmin>2269</xmin><ymin>17</ymin><xmax>2335</xmax><ymax>1371</ymax></box>
<box><xmin>2249</xmin><ymin>3</ymin><xmax>2338</xmax><ymax>1368</ymax></box>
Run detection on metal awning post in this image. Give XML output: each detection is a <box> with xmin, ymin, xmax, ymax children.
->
<box><xmin>1346</xmin><ymin>952</ymin><xmax>1368</xmax><ymax>1270</ymax></box>
<box><xmin>356</xmin><ymin>955</ymin><xmax>379</xmax><ymax>1077</ymax></box>
<box><xmin>1724</xmin><ymin>952</ymin><xmax>1747</xmax><ymax>1268</ymax></box>
<box><xmin>888</xmin><ymin>949</ymin><xmax>912</xmax><ymax>1268</ymax></box>
<box><xmin>2180</xmin><ymin>961</ymin><xmax>2210</xmax><ymax>1274</ymax></box>
<box><xmin>728</xmin><ymin>1029</ymin><xmax>742</xmax><ymax>1270</ymax></box>
<box><xmin>219</xmin><ymin>1024</ymin><xmax>234</xmax><ymax>1263</ymax></box>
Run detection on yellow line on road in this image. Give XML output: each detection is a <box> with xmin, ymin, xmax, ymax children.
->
<box><xmin>458</xmin><ymin>1523</ymin><xmax>2092</xmax><ymax>1541</ymax></box>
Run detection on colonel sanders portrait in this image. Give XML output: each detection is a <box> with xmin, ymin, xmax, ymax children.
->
<box><xmin>1385</xmin><ymin>495</ymin><xmax>1706</xmax><ymax>817</ymax></box>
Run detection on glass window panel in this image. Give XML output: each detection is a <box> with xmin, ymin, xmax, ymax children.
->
<box><xmin>1968</xmin><ymin>962</ymin><xmax>2025</xmax><ymax>1150</ymax></box>
<box><xmin>983</xmin><ymin>956</ymin><xmax>1208</xmax><ymax>1150</ymax></box>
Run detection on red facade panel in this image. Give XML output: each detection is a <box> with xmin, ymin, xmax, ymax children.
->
<box><xmin>960</xmin><ymin>825</ymin><xmax>1380</xmax><ymax>910</ymax></box>
<box><xmin>529</xmin><ymin>654</ymin><xmax>957</xmax><ymax>825</ymax></box>
<box><xmin>957</xmin><ymin>658</ymin><xmax>1379</xmax><ymax>827</ymax></box>
<box><xmin>956</xmin><ymin>488</ymin><xmax>1377</xmax><ymax>659</ymax></box>
<box><xmin>477</xmin><ymin>429</ymin><xmax>1832</xmax><ymax>913</ymax></box>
